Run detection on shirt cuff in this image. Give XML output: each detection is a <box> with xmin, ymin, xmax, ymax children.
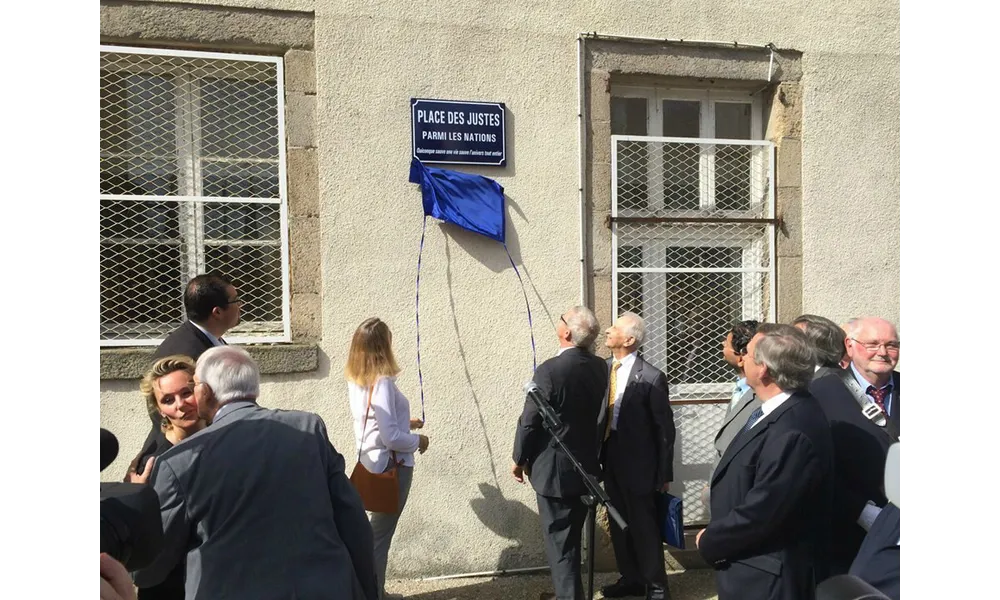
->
<box><xmin>857</xmin><ymin>500</ymin><xmax>882</xmax><ymax>531</ymax></box>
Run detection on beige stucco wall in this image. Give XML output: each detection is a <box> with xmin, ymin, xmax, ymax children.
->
<box><xmin>100</xmin><ymin>0</ymin><xmax>899</xmax><ymax>576</ymax></box>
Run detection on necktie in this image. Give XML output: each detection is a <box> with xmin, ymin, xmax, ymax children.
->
<box><xmin>605</xmin><ymin>361</ymin><xmax>622</xmax><ymax>440</ymax></box>
<box><xmin>866</xmin><ymin>385</ymin><xmax>888</xmax><ymax>415</ymax></box>
<box><xmin>741</xmin><ymin>407</ymin><xmax>764</xmax><ymax>434</ymax></box>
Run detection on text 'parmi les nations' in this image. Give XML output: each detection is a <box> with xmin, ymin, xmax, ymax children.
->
<box><xmin>415</xmin><ymin>109</ymin><xmax>501</xmax><ymax>142</ymax></box>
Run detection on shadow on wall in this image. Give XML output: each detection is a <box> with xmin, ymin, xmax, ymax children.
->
<box><xmin>444</xmin><ymin>236</ymin><xmax>501</xmax><ymax>487</ymax></box>
<box><xmin>469</xmin><ymin>482</ymin><xmax>546</xmax><ymax>570</ymax></box>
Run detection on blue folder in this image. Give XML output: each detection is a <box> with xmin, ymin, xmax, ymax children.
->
<box><xmin>656</xmin><ymin>492</ymin><xmax>685</xmax><ymax>549</ymax></box>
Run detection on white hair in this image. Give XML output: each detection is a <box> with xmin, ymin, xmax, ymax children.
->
<box><xmin>619</xmin><ymin>312</ymin><xmax>646</xmax><ymax>348</ymax></box>
<box><xmin>564</xmin><ymin>305</ymin><xmax>600</xmax><ymax>348</ymax></box>
<box><xmin>842</xmin><ymin>318</ymin><xmax>861</xmax><ymax>338</ymax></box>
<box><xmin>196</xmin><ymin>346</ymin><xmax>260</xmax><ymax>405</ymax></box>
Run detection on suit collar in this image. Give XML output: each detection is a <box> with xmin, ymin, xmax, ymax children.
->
<box><xmin>183</xmin><ymin>320</ymin><xmax>215</xmax><ymax>348</ymax></box>
<box><xmin>712</xmin><ymin>390</ymin><xmax>806</xmax><ymax>483</ymax></box>
<box><xmin>715</xmin><ymin>388</ymin><xmax>756</xmax><ymax>437</ymax></box>
<box><xmin>211</xmin><ymin>400</ymin><xmax>258</xmax><ymax>425</ymax></box>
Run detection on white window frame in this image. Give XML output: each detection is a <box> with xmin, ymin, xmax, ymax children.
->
<box><xmin>611</xmin><ymin>85</ymin><xmax>764</xmax><ymax>217</ymax></box>
<box><xmin>610</xmin><ymin>84</ymin><xmax>775</xmax><ymax>398</ymax></box>
<box><xmin>100</xmin><ymin>45</ymin><xmax>291</xmax><ymax>346</ymax></box>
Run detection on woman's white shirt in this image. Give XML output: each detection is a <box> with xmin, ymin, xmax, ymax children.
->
<box><xmin>349</xmin><ymin>376</ymin><xmax>419</xmax><ymax>473</ymax></box>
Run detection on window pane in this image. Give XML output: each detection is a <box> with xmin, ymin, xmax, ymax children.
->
<box><xmin>200</xmin><ymin>77</ymin><xmax>280</xmax><ymax>199</ymax></box>
<box><xmin>203</xmin><ymin>200</ymin><xmax>283</xmax><ymax>335</ymax></box>
<box><xmin>618</xmin><ymin>245</ymin><xmax>644</xmax><ymax>316</ymax></box>
<box><xmin>664</xmin><ymin>246</ymin><xmax>742</xmax><ymax>269</ymax></box>
<box><xmin>714</xmin><ymin>102</ymin><xmax>752</xmax><ymax>140</ymax></box>
<box><xmin>100</xmin><ymin>71</ymin><xmax>179</xmax><ymax>196</ymax></box>
<box><xmin>663</xmin><ymin>271</ymin><xmax>743</xmax><ymax>386</ymax></box>
<box><xmin>205</xmin><ymin>245</ymin><xmax>283</xmax><ymax>331</ymax></box>
<box><xmin>100</xmin><ymin>241</ymin><xmax>183</xmax><ymax>337</ymax></box>
<box><xmin>611</xmin><ymin>97</ymin><xmax>648</xmax><ymax>135</ymax></box>
<box><xmin>662</xmin><ymin>141</ymin><xmax>701</xmax><ymax>211</ymax></box>
<box><xmin>612</xmin><ymin>98</ymin><xmax>648</xmax><ymax>210</ymax></box>
<box><xmin>662</xmin><ymin>100</ymin><xmax>700</xmax><ymax>138</ymax></box>
<box><xmin>203</xmin><ymin>203</ymin><xmax>281</xmax><ymax>242</ymax></box>
<box><xmin>202</xmin><ymin>161</ymin><xmax>279</xmax><ymax>198</ymax></box>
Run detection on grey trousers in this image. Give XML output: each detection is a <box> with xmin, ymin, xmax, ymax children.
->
<box><xmin>369</xmin><ymin>465</ymin><xmax>414</xmax><ymax>600</ymax></box>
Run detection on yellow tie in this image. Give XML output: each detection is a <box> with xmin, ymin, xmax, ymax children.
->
<box><xmin>605</xmin><ymin>360</ymin><xmax>621</xmax><ymax>440</ymax></box>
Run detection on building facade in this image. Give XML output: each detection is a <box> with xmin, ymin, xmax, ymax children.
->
<box><xmin>99</xmin><ymin>0</ymin><xmax>899</xmax><ymax>577</ymax></box>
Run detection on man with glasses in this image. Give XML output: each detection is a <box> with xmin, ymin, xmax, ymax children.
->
<box><xmin>839</xmin><ymin>318</ymin><xmax>901</xmax><ymax>439</ymax></box>
<box><xmin>125</xmin><ymin>274</ymin><xmax>243</xmax><ymax>480</ymax></box>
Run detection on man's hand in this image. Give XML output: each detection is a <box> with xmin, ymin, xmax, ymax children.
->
<box><xmin>127</xmin><ymin>457</ymin><xmax>155</xmax><ymax>484</ymax></box>
<box><xmin>417</xmin><ymin>435</ymin><xmax>430</xmax><ymax>454</ymax></box>
<box><xmin>660</xmin><ymin>481</ymin><xmax>671</xmax><ymax>493</ymax></box>
<box><xmin>100</xmin><ymin>553</ymin><xmax>137</xmax><ymax>600</ymax></box>
<box><xmin>511</xmin><ymin>462</ymin><xmax>525</xmax><ymax>484</ymax></box>
<box><xmin>695</xmin><ymin>528</ymin><xmax>706</xmax><ymax>549</ymax></box>
<box><xmin>410</xmin><ymin>418</ymin><xmax>424</xmax><ymax>430</ymax></box>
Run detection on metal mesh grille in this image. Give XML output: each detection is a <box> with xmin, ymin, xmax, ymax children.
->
<box><xmin>615</xmin><ymin>138</ymin><xmax>771</xmax><ymax>217</ymax></box>
<box><xmin>612</xmin><ymin>136</ymin><xmax>775</xmax><ymax>524</ymax></box>
<box><xmin>673</xmin><ymin>403</ymin><xmax>728</xmax><ymax>524</ymax></box>
<box><xmin>100</xmin><ymin>48</ymin><xmax>288</xmax><ymax>344</ymax></box>
<box><xmin>617</xmin><ymin>222</ymin><xmax>772</xmax><ymax>400</ymax></box>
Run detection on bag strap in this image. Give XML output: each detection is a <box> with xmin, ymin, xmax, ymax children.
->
<box><xmin>838</xmin><ymin>371</ymin><xmax>899</xmax><ymax>443</ymax></box>
<box><xmin>356</xmin><ymin>381</ymin><xmax>399</xmax><ymax>466</ymax></box>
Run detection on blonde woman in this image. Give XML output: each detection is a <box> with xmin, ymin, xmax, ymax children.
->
<box><xmin>346</xmin><ymin>318</ymin><xmax>429</xmax><ymax>600</ymax></box>
<box><xmin>124</xmin><ymin>355</ymin><xmax>206</xmax><ymax>600</ymax></box>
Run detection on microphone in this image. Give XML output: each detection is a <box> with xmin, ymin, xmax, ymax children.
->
<box><xmin>523</xmin><ymin>381</ymin><xmax>563</xmax><ymax>430</ymax></box>
<box><xmin>101</xmin><ymin>428</ymin><xmax>119</xmax><ymax>472</ymax></box>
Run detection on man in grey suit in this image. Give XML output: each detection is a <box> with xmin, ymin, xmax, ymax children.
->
<box><xmin>703</xmin><ymin>320</ymin><xmax>760</xmax><ymax>513</ymax></box>
<box><xmin>512</xmin><ymin>306</ymin><xmax>608</xmax><ymax>600</ymax></box>
<box><xmin>133</xmin><ymin>346</ymin><xmax>378</xmax><ymax>600</ymax></box>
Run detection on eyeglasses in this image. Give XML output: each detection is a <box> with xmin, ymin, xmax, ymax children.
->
<box><xmin>560</xmin><ymin>315</ymin><xmax>567</xmax><ymax>325</ymax></box>
<box><xmin>850</xmin><ymin>338</ymin><xmax>900</xmax><ymax>352</ymax></box>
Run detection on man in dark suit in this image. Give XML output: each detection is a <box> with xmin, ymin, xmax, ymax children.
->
<box><xmin>127</xmin><ymin>274</ymin><xmax>242</xmax><ymax>478</ymax></box>
<box><xmin>696</xmin><ymin>324</ymin><xmax>834</xmax><ymax>600</ymax></box>
<box><xmin>598</xmin><ymin>312</ymin><xmax>676</xmax><ymax>600</ymax></box>
<box><xmin>848</xmin><ymin>442</ymin><xmax>900</xmax><ymax>600</ymax></box>
<box><xmin>703</xmin><ymin>320</ymin><xmax>762</xmax><ymax>513</ymax></box>
<box><xmin>794</xmin><ymin>314</ymin><xmax>894</xmax><ymax>575</ymax></box>
<box><xmin>134</xmin><ymin>346</ymin><xmax>378</xmax><ymax>600</ymax></box>
<box><xmin>512</xmin><ymin>306</ymin><xmax>608</xmax><ymax>600</ymax></box>
<box><xmin>839</xmin><ymin>318</ymin><xmax>900</xmax><ymax>440</ymax></box>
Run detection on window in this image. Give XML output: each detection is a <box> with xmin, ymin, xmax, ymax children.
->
<box><xmin>100</xmin><ymin>46</ymin><xmax>290</xmax><ymax>345</ymax></box>
<box><xmin>611</xmin><ymin>85</ymin><xmax>774</xmax><ymax>399</ymax></box>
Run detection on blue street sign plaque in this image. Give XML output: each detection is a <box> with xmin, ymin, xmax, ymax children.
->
<box><xmin>411</xmin><ymin>98</ymin><xmax>506</xmax><ymax>166</ymax></box>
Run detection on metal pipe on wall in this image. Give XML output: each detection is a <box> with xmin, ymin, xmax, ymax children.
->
<box><xmin>576</xmin><ymin>34</ymin><xmax>588</xmax><ymax>307</ymax></box>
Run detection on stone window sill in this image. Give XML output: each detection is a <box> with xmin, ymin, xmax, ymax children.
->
<box><xmin>100</xmin><ymin>343</ymin><xmax>319</xmax><ymax>380</ymax></box>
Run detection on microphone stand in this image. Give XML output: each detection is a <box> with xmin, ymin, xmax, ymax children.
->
<box><xmin>524</xmin><ymin>386</ymin><xmax>628</xmax><ymax>600</ymax></box>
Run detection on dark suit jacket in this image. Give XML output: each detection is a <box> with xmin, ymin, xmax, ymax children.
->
<box><xmin>599</xmin><ymin>354</ymin><xmax>676</xmax><ymax>494</ymax></box>
<box><xmin>809</xmin><ymin>371</ymin><xmax>893</xmax><ymax>574</ymax></box>
<box><xmin>512</xmin><ymin>346</ymin><xmax>608</xmax><ymax>498</ymax></box>
<box><xmin>699</xmin><ymin>391</ymin><xmax>835</xmax><ymax>600</ymax></box>
<box><xmin>848</xmin><ymin>503</ymin><xmax>900</xmax><ymax>600</ymax></box>
<box><xmin>152</xmin><ymin>320</ymin><xmax>217</xmax><ymax>362</ymax></box>
<box><xmin>133</xmin><ymin>402</ymin><xmax>378</xmax><ymax>600</ymax></box>
<box><xmin>837</xmin><ymin>368</ymin><xmax>900</xmax><ymax>440</ymax></box>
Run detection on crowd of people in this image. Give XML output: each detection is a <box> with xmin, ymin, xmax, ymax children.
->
<box><xmin>100</xmin><ymin>273</ymin><xmax>900</xmax><ymax>600</ymax></box>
